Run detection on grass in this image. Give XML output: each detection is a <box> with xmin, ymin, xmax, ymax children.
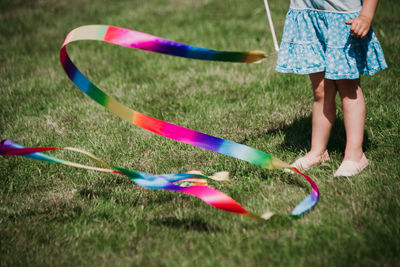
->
<box><xmin>0</xmin><ymin>0</ymin><xmax>399</xmax><ymax>266</ymax></box>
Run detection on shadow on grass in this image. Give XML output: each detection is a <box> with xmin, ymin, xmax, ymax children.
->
<box><xmin>6</xmin><ymin>203</ymin><xmax>83</xmax><ymax>223</ymax></box>
<box><xmin>150</xmin><ymin>216</ymin><xmax>223</xmax><ymax>232</ymax></box>
<box><xmin>151</xmin><ymin>214</ymin><xmax>295</xmax><ymax>232</ymax></box>
<box><xmin>258</xmin><ymin>116</ymin><xmax>372</xmax><ymax>155</ymax></box>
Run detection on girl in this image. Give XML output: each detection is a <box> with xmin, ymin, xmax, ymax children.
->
<box><xmin>276</xmin><ymin>0</ymin><xmax>387</xmax><ymax>177</ymax></box>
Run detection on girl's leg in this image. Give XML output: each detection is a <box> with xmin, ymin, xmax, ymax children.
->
<box><xmin>308</xmin><ymin>72</ymin><xmax>337</xmax><ymax>157</ymax></box>
<box><xmin>291</xmin><ymin>72</ymin><xmax>337</xmax><ymax>170</ymax></box>
<box><xmin>335</xmin><ymin>78</ymin><xmax>366</xmax><ymax>161</ymax></box>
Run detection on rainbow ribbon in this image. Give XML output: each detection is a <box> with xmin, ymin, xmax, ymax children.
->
<box><xmin>1</xmin><ymin>25</ymin><xmax>319</xmax><ymax>220</ymax></box>
<box><xmin>1</xmin><ymin>139</ymin><xmax>268</xmax><ymax>219</ymax></box>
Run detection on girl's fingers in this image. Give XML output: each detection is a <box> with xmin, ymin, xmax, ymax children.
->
<box><xmin>351</xmin><ymin>22</ymin><xmax>363</xmax><ymax>37</ymax></box>
<box><xmin>361</xmin><ymin>29</ymin><xmax>369</xmax><ymax>39</ymax></box>
<box><xmin>345</xmin><ymin>19</ymin><xmax>353</xmax><ymax>25</ymax></box>
<box><xmin>350</xmin><ymin>23</ymin><xmax>357</xmax><ymax>34</ymax></box>
<box><xmin>350</xmin><ymin>19</ymin><xmax>358</xmax><ymax>30</ymax></box>
<box><xmin>357</xmin><ymin>25</ymin><xmax>369</xmax><ymax>38</ymax></box>
<box><xmin>355</xmin><ymin>26</ymin><xmax>362</xmax><ymax>37</ymax></box>
<box><xmin>348</xmin><ymin>16</ymin><xmax>371</xmax><ymax>38</ymax></box>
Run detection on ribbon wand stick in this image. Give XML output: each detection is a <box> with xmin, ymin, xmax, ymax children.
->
<box><xmin>263</xmin><ymin>0</ymin><xmax>279</xmax><ymax>52</ymax></box>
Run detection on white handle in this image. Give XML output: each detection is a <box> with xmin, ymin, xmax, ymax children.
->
<box><xmin>263</xmin><ymin>0</ymin><xmax>280</xmax><ymax>52</ymax></box>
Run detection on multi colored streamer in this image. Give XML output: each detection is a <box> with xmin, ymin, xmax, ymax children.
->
<box><xmin>1</xmin><ymin>25</ymin><xmax>319</xmax><ymax>220</ymax></box>
<box><xmin>1</xmin><ymin>139</ymin><xmax>269</xmax><ymax>219</ymax></box>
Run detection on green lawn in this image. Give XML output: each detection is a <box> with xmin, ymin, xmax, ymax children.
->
<box><xmin>1</xmin><ymin>0</ymin><xmax>399</xmax><ymax>266</ymax></box>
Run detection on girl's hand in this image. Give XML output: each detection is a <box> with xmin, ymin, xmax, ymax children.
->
<box><xmin>345</xmin><ymin>15</ymin><xmax>372</xmax><ymax>38</ymax></box>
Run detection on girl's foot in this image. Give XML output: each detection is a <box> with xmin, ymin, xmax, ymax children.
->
<box><xmin>291</xmin><ymin>150</ymin><xmax>330</xmax><ymax>171</ymax></box>
<box><xmin>333</xmin><ymin>153</ymin><xmax>368</xmax><ymax>177</ymax></box>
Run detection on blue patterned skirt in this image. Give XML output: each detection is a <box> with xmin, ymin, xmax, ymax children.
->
<box><xmin>275</xmin><ymin>9</ymin><xmax>387</xmax><ymax>80</ymax></box>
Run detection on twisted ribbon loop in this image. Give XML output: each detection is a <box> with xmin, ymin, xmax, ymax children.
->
<box><xmin>0</xmin><ymin>25</ymin><xmax>319</xmax><ymax>221</ymax></box>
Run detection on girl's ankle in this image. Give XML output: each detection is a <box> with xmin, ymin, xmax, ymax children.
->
<box><xmin>307</xmin><ymin>149</ymin><xmax>328</xmax><ymax>158</ymax></box>
<box><xmin>343</xmin><ymin>150</ymin><xmax>364</xmax><ymax>162</ymax></box>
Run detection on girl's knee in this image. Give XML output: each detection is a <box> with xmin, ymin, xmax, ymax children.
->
<box><xmin>309</xmin><ymin>72</ymin><xmax>337</xmax><ymax>102</ymax></box>
<box><xmin>312</xmin><ymin>80</ymin><xmax>337</xmax><ymax>102</ymax></box>
<box><xmin>313</xmin><ymin>86</ymin><xmax>325</xmax><ymax>102</ymax></box>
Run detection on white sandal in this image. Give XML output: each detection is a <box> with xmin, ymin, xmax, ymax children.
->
<box><xmin>334</xmin><ymin>154</ymin><xmax>368</xmax><ymax>177</ymax></box>
<box><xmin>291</xmin><ymin>150</ymin><xmax>330</xmax><ymax>171</ymax></box>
